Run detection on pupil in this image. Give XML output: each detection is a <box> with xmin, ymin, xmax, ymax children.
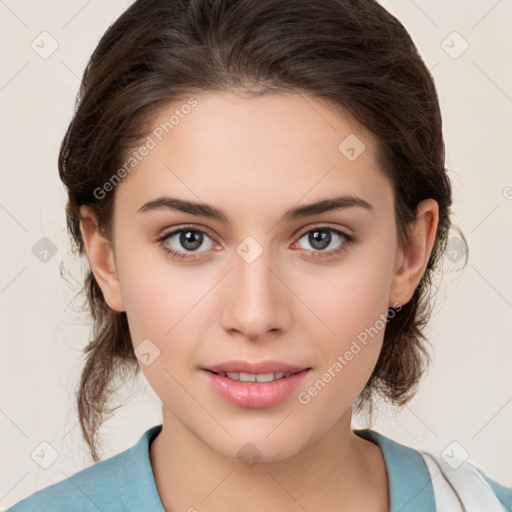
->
<box><xmin>310</xmin><ymin>230</ymin><xmax>330</xmax><ymax>250</ymax></box>
<box><xmin>181</xmin><ymin>230</ymin><xmax>202</xmax><ymax>251</ymax></box>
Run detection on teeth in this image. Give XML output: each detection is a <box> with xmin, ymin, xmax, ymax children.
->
<box><xmin>219</xmin><ymin>371</ymin><xmax>291</xmax><ymax>382</ymax></box>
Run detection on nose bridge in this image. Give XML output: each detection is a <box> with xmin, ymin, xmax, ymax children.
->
<box><xmin>222</xmin><ymin>238</ymin><xmax>284</xmax><ymax>337</ymax></box>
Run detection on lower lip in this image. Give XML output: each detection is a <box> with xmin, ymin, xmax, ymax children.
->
<box><xmin>203</xmin><ymin>369</ymin><xmax>311</xmax><ymax>408</ymax></box>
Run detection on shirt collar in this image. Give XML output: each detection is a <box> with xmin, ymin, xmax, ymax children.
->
<box><xmin>123</xmin><ymin>424</ymin><xmax>435</xmax><ymax>512</ymax></box>
<box><xmin>120</xmin><ymin>424</ymin><xmax>166</xmax><ymax>511</ymax></box>
<box><xmin>354</xmin><ymin>428</ymin><xmax>436</xmax><ymax>512</ymax></box>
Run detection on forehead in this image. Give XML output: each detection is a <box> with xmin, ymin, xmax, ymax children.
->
<box><xmin>114</xmin><ymin>91</ymin><xmax>392</xmax><ymax>220</ymax></box>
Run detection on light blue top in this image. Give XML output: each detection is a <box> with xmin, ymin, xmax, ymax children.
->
<box><xmin>6</xmin><ymin>424</ymin><xmax>512</xmax><ymax>511</ymax></box>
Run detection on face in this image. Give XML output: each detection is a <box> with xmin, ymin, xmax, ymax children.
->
<box><xmin>82</xmin><ymin>90</ymin><xmax>435</xmax><ymax>463</ymax></box>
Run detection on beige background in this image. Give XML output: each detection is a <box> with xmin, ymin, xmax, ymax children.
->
<box><xmin>1</xmin><ymin>0</ymin><xmax>511</xmax><ymax>508</ymax></box>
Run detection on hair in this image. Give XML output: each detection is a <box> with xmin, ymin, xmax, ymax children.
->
<box><xmin>58</xmin><ymin>0</ymin><xmax>468</xmax><ymax>462</ymax></box>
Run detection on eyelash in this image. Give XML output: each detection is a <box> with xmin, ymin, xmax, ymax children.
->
<box><xmin>155</xmin><ymin>223</ymin><xmax>355</xmax><ymax>261</ymax></box>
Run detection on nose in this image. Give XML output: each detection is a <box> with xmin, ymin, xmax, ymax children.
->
<box><xmin>220</xmin><ymin>246</ymin><xmax>290</xmax><ymax>341</ymax></box>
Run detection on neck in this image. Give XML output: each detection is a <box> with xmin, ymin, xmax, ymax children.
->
<box><xmin>149</xmin><ymin>407</ymin><xmax>390</xmax><ymax>512</ymax></box>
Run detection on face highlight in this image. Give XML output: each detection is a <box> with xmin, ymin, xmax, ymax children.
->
<box><xmin>89</xmin><ymin>91</ymin><xmax>412</xmax><ymax>462</ymax></box>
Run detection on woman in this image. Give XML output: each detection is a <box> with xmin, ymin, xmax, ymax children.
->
<box><xmin>7</xmin><ymin>0</ymin><xmax>511</xmax><ymax>510</ymax></box>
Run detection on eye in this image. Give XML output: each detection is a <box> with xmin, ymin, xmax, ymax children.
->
<box><xmin>294</xmin><ymin>225</ymin><xmax>354</xmax><ymax>258</ymax></box>
<box><xmin>156</xmin><ymin>225</ymin><xmax>218</xmax><ymax>260</ymax></box>
<box><xmin>156</xmin><ymin>224</ymin><xmax>355</xmax><ymax>262</ymax></box>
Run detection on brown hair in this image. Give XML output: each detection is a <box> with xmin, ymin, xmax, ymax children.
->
<box><xmin>59</xmin><ymin>0</ymin><xmax>467</xmax><ymax>461</ymax></box>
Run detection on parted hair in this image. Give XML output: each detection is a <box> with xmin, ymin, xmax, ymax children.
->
<box><xmin>59</xmin><ymin>0</ymin><xmax>467</xmax><ymax>461</ymax></box>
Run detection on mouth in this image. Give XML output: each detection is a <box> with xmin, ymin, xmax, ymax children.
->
<box><xmin>203</xmin><ymin>359</ymin><xmax>311</xmax><ymax>375</ymax></box>
<box><xmin>205</xmin><ymin>369</ymin><xmax>307</xmax><ymax>383</ymax></box>
<box><xmin>202</xmin><ymin>365</ymin><xmax>312</xmax><ymax>408</ymax></box>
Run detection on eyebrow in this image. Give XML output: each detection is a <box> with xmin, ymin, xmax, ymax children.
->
<box><xmin>137</xmin><ymin>194</ymin><xmax>374</xmax><ymax>223</ymax></box>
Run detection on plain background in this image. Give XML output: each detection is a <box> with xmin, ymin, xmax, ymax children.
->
<box><xmin>1</xmin><ymin>0</ymin><xmax>511</xmax><ymax>508</ymax></box>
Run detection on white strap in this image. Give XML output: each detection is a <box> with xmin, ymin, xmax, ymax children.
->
<box><xmin>420</xmin><ymin>450</ymin><xmax>507</xmax><ymax>511</ymax></box>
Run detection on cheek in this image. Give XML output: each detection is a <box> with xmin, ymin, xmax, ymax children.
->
<box><xmin>296</xmin><ymin>298</ymin><xmax>386</xmax><ymax>422</ymax></box>
<box><xmin>116</xmin><ymin>243</ymin><xmax>211</xmax><ymax>339</ymax></box>
<box><xmin>304</xmin><ymin>252</ymin><xmax>393</xmax><ymax>342</ymax></box>
<box><xmin>115</xmin><ymin>248</ymin><xmax>213</xmax><ymax>386</ymax></box>
<box><xmin>294</xmin><ymin>251</ymin><xmax>392</xmax><ymax>406</ymax></box>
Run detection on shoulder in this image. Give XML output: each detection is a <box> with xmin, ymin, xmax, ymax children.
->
<box><xmin>419</xmin><ymin>445</ymin><xmax>512</xmax><ymax>512</ymax></box>
<box><xmin>476</xmin><ymin>469</ymin><xmax>512</xmax><ymax>511</ymax></box>
<box><xmin>5</xmin><ymin>449</ymin><xmax>129</xmax><ymax>512</ymax></box>
<box><xmin>5</xmin><ymin>425</ymin><xmax>163</xmax><ymax>512</ymax></box>
<box><xmin>356</xmin><ymin>428</ymin><xmax>512</xmax><ymax>512</ymax></box>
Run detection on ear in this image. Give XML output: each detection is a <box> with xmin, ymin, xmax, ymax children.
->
<box><xmin>388</xmin><ymin>198</ymin><xmax>439</xmax><ymax>308</ymax></box>
<box><xmin>79</xmin><ymin>206</ymin><xmax>125</xmax><ymax>312</ymax></box>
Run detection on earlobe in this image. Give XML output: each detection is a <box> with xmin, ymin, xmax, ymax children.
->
<box><xmin>388</xmin><ymin>199</ymin><xmax>439</xmax><ymax>308</ymax></box>
<box><xmin>79</xmin><ymin>206</ymin><xmax>126</xmax><ymax>313</ymax></box>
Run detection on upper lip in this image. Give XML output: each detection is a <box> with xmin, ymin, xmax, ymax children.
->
<box><xmin>204</xmin><ymin>360</ymin><xmax>311</xmax><ymax>374</ymax></box>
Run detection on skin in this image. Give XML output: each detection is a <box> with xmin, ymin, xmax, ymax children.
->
<box><xmin>80</xmin><ymin>90</ymin><xmax>439</xmax><ymax>511</ymax></box>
